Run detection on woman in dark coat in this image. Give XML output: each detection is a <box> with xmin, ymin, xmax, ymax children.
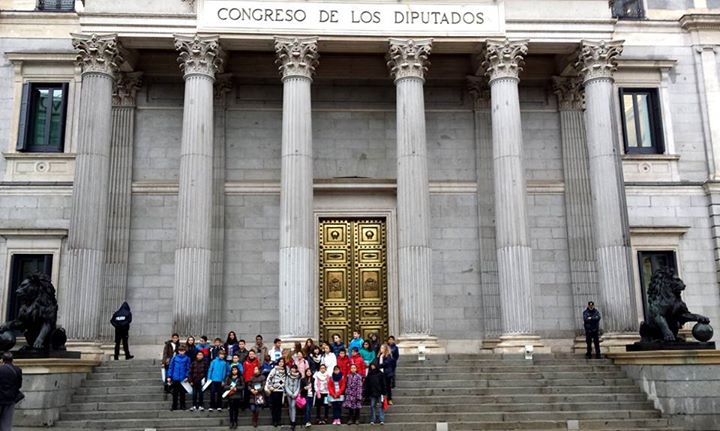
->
<box><xmin>110</xmin><ymin>302</ymin><xmax>133</xmax><ymax>360</ymax></box>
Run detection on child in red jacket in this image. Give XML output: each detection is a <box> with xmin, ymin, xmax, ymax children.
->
<box><xmin>327</xmin><ymin>366</ymin><xmax>346</xmax><ymax>425</ymax></box>
<box><xmin>336</xmin><ymin>348</ymin><xmax>351</xmax><ymax>376</ymax></box>
<box><xmin>349</xmin><ymin>347</ymin><xmax>366</xmax><ymax>376</ymax></box>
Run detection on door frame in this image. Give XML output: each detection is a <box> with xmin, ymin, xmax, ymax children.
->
<box><xmin>314</xmin><ymin>193</ymin><xmax>399</xmax><ymax>343</ymax></box>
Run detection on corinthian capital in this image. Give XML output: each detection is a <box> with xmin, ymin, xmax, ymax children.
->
<box><xmin>386</xmin><ymin>38</ymin><xmax>432</xmax><ymax>82</ymax></box>
<box><xmin>552</xmin><ymin>76</ymin><xmax>585</xmax><ymax>111</ymax></box>
<box><xmin>274</xmin><ymin>37</ymin><xmax>319</xmax><ymax>80</ymax></box>
<box><xmin>112</xmin><ymin>72</ymin><xmax>143</xmax><ymax>106</ymax></box>
<box><xmin>482</xmin><ymin>39</ymin><xmax>528</xmax><ymax>83</ymax></box>
<box><xmin>72</xmin><ymin>33</ymin><xmax>123</xmax><ymax>77</ymax></box>
<box><xmin>575</xmin><ymin>40</ymin><xmax>624</xmax><ymax>84</ymax></box>
<box><xmin>174</xmin><ymin>34</ymin><xmax>226</xmax><ymax>79</ymax></box>
<box><xmin>466</xmin><ymin>76</ymin><xmax>490</xmax><ymax>110</ymax></box>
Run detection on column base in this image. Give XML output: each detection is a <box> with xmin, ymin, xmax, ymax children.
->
<box><xmin>493</xmin><ymin>335</ymin><xmax>551</xmax><ymax>354</ymax></box>
<box><xmin>397</xmin><ymin>335</ymin><xmax>445</xmax><ymax>355</ymax></box>
<box><xmin>65</xmin><ymin>341</ymin><xmax>104</xmax><ymax>361</ymax></box>
<box><xmin>279</xmin><ymin>336</ymin><xmax>313</xmax><ymax>350</ymax></box>
<box><xmin>481</xmin><ymin>337</ymin><xmax>502</xmax><ymax>352</ymax></box>
<box><xmin>600</xmin><ymin>332</ymin><xmax>640</xmax><ymax>353</ymax></box>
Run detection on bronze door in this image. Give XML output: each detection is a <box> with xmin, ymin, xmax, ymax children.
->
<box><xmin>319</xmin><ymin>218</ymin><xmax>389</xmax><ymax>344</ymax></box>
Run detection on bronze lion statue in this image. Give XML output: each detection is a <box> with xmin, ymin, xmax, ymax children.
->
<box><xmin>0</xmin><ymin>274</ymin><xmax>66</xmax><ymax>352</ymax></box>
<box><xmin>640</xmin><ymin>268</ymin><xmax>710</xmax><ymax>342</ymax></box>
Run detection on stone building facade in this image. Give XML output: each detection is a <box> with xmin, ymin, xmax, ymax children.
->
<box><xmin>0</xmin><ymin>0</ymin><xmax>719</xmax><ymax>353</ymax></box>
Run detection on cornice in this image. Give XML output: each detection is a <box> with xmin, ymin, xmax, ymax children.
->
<box><xmin>680</xmin><ymin>13</ymin><xmax>720</xmax><ymax>32</ymax></box>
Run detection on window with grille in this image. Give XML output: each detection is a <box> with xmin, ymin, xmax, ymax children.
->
<box><xmin>611</xmin><ymin>0</ymin><xmax>645</xmax><ymax>19</ymax></box>
<box><xmin>637</xmin><ymin>250</ymin><xmax>677</xmax><ymax>321</ymax></box>
<box><xmin>36</xmin><ymin>0</ymin><xmax>75</xmax><ymax>11</ymax></box>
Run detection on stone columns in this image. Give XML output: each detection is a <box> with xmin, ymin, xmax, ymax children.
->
<box><xmin>275</xmin><ymin>37</ymin><xmax>318</xmax><ymax>341</ymax></box>
<box><xmin>101</xmin><ymin>71</ymin><xmax>143</xmax><ymax>340</ymax></box>
<box><xmin>64</xmin><ymin>33</ymin><xmax>122</xmax><ymax>340</ymax></box>
<box><xmin>483</xmin><ymin>39</ymin><xmax>540</xmax><ymax>350</ymax></box>
<box><xmin>575</xmin><ymin>40</ymin><xmax>636</xmax><ymax>333</ymax></box>
<box><xmin>467</xmin><ymin>76</ymin><xmax>501</xmax><ymax>345</ymax></box>
<box><xmin>387</xmin><ymin>39</ymin><xmax>435</xmax><ymax>341</ymax></box>
<box><xmin>173</xmin><ymin>34</ymin><xmax>225</xmax><ymax>336</ymax></box>
<box><xmin>552</xmin><ymin>76</ymin><xmax>599</xmax><ymax>337</ymax></box>
<box><xmin>210</xmin><ymin>73</ymin><xmax>232</xmax><ymax>337</ymax></box>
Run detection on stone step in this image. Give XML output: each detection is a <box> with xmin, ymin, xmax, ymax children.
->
<box><xmin>395</xmin><ymin>377</ymin><xmax>634</xmax><ymax>388</ymax></box>
<box><xmin>78</xmin><ymin>375</ymin><xmax>635</xmax><ymax>389</ymax></box>
<box><xmin>65</xmin><ymin>400</ymin><xmax>655</xmax><ymax>414</ymax></box>
<box><xmin>398</xmin><ymin>364</ymin><xmax>621</xmax><ymax>372</ymax></box>
<box><xmin>70</xmin><ymin>391</ymin><xmax>649</xmax><ymax>405</ymax></box>
<box><xmin>86</xmin><ymin>369</ymin><xmax>628</xmax><ymax>381</ymax></box>
<box><xmin>58</xmin><ymin>409</ymin><xmax>660</xmax><ymax>428</ymax></box>
<box><xmin>60</xmin><ymin>408</ymin><xmax>662</xmax><ymax>422</ymax></box>
<box><xmin>392</xmin><ymin>385</ymin><xmax>642</xmax><ymax>396</ymax></box>
<box><xmin>17</xmin><ymin>423</ymin><xmax>683</xmax><ymax>431</ymax></box>
<box><xmin>394</xmin><ymin>371</ymin><xmax>628</xmax><ymax>380</ymax></box>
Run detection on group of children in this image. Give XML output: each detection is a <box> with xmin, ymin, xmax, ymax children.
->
<box><xmin>162</xmin><ymin>331</ymin><xmax>400</xmax><ymax>429</ymax></box>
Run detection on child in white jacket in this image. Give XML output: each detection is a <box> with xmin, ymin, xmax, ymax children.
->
<box><xmin>313</xmin><ymin>364</ymin><xmax>330</xmax><ymax>424</ymax></box>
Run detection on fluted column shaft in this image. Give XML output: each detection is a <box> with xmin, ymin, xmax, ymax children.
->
<box><xmin>576</xmin><ymin>40</ymin><xmax>636</xmax><ymax>332</ymax></box>
<box><xmin>65</xmin><ymin>33</ymin><xmax>122</xmax><ymax>340</ymax></box>
<box><xmin>275</xmin><ymin>37</ymin><xmax>318</xmax><ymax>340</ymax></box>
<box><xmin>468</xmin><ymin>77</ymin><xmax>500</xmax><ymax>340</ymax></box>
<box><xmin>173</xmin><ymin>34</ymin><xmax>225</xmax><ymax>336</ymax></box>
<box><xmin>387</xmin><ymin>39</ymin><xmax>434</xmax><ymax>337</ymax></box>
<box><xmin>483</xmin><ymin>39</ymin><xmax>535</xmax><ymax>337</ymax></box>
<box><xmin>553</xmin><ymin>77</ymin><xmax>599</xmax><ymax>335</ymax></box>
<box><xmin>102</xmin><ymin>72</ymin><xmax>142</xmax><ymax>340</ymax></box>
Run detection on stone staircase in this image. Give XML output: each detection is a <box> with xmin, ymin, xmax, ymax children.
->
<box><xmin>45</xmin><ymin>354</ymin><xmax>680</xmax><ymax>430</ymax></box>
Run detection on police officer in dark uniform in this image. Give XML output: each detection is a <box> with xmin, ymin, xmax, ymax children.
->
<box><xmin>111</xmin><ymin>302</ymin><xmax>134</xmax><ymax>360</ymax></box>
<box><xmin>583</xmin><ymin>301</ymin><xmax>602</xmax><ymax>359</ymax></box>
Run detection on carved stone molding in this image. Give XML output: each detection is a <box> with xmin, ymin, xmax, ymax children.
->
<box><xmin>274</xmin><ymin>36</ymin><xmax>319</xmax><ymax>80</ymax></box>
<box><xmin>174</xmin><ymin>34</ymin><xmax>225</xmax><ymax>79</ymax></box>
<box><xmin>72</xmin><ymin>33</ymin><xmax>123</xmax><ymax>77</ymax></box>
<box><xmin>575</xmin><ymin>40</ymin><xmax>624</xmax><ymax>84</ymax></box>
<box><xmin>112</xmin><ymin>71</ymin><xmax>143</xmax><ymax>107</ymax></box>
<box><xmin>214</xmin><ymin>73</ymin><xmax>233</xmax><ymax>102</ymax></box>
<box><xmin>552</xmin><ymin>76</ymin><xmax>585</xmax><ymax>111</ymax></box>
<box><xmin>482</xmin><ymin>39</ymin><xmax>528</xmax><ymax>83</ymax></box>
<box><xmin>386</xmin><ymin>38</ymin><xmax>432</xmax><ymax>82</ymax></box>
<box><xmin>466</xmin><ymin>75</ymin><xmax>490</xmax><ymax>110</ymax></box>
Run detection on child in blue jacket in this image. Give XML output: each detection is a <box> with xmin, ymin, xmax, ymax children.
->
<box><xmin>207</xmin><ymin>349</ymin><xmax>230</xmax><ymax>411</ymax></box>
<box><xmin>166</xmin><ymin>345</ymin><xmax>191</xmax><ymax>410</ymax></box>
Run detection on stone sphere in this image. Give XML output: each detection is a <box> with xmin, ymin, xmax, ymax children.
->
<box><xmin>692</xmin><ymin>323</ymin><xmax>714</xmax><ymax>343</ymax></box>
<box><xmin>0</xmin><ymin>330</ymin><xmax>16</xmax><ymax>352</ymax></box>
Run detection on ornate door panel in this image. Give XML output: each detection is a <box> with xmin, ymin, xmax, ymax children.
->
<box><xmin>319</xmin><ymin>218</ymin><xmax>388</xmax><ymax>344</ymax></box>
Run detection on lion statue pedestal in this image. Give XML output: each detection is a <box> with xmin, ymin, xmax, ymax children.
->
<box><xmin>627</xmin><ymin>268</ymin><xmax>715</xmax><ymax>351</ymax></box>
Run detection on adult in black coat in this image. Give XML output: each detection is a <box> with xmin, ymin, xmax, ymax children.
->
<box><xmin>0</xmin><ymin>352</ymin><xmax>22</xmax><ymax>431</ymax></box>
<box><xmin>110</xmin><ymin>302</ymin><xmax>134</xmax><ymax>360</ymax></box>
<box><xmin>363</xmin><ymin>363</ymin><xmax>386</xmax><ymax>425</ymax></box>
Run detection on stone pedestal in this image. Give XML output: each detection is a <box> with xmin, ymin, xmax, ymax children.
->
<box><xmin>482</xmin><ymin>39</ymin><xmax>541</xmax><ymax>352</ymax></box>
<box><xmin>172</xmin><ymin>34</ymin><xmax>225</xmax><ymax>336</ymax></box>
<box><xmin>608</xmin><ymin>350</ymin><xmax>720</xmax><ymax>430</ymax></box>
<box><xmin>13</xmin><ymin>358</ymin><xmax>100</xmax><ymax>427</ymax></box>
<box><xmin>64</xmin><ymin>33</ymin><xmax>123</xmax><ymax>341</ymax></box>
<box><xmin>387</xmin><ymin>39</ymin><xmax>436</xmax><ymax>341</ymax></box>
<box><xmin>576</xmin><ymin>40</ymin><xmax>636</xmax><ymax>333</ymax></box>
<box><xmin>275</xmin><ymin>37</ymin><xmax>319</xmax><ymax>341</ymax></box>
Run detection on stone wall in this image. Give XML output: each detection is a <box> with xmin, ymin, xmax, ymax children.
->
<box><xmin>622</xmin><ymin>364</ymin><xmax>720</xmax><ymax>430</ymax></box>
